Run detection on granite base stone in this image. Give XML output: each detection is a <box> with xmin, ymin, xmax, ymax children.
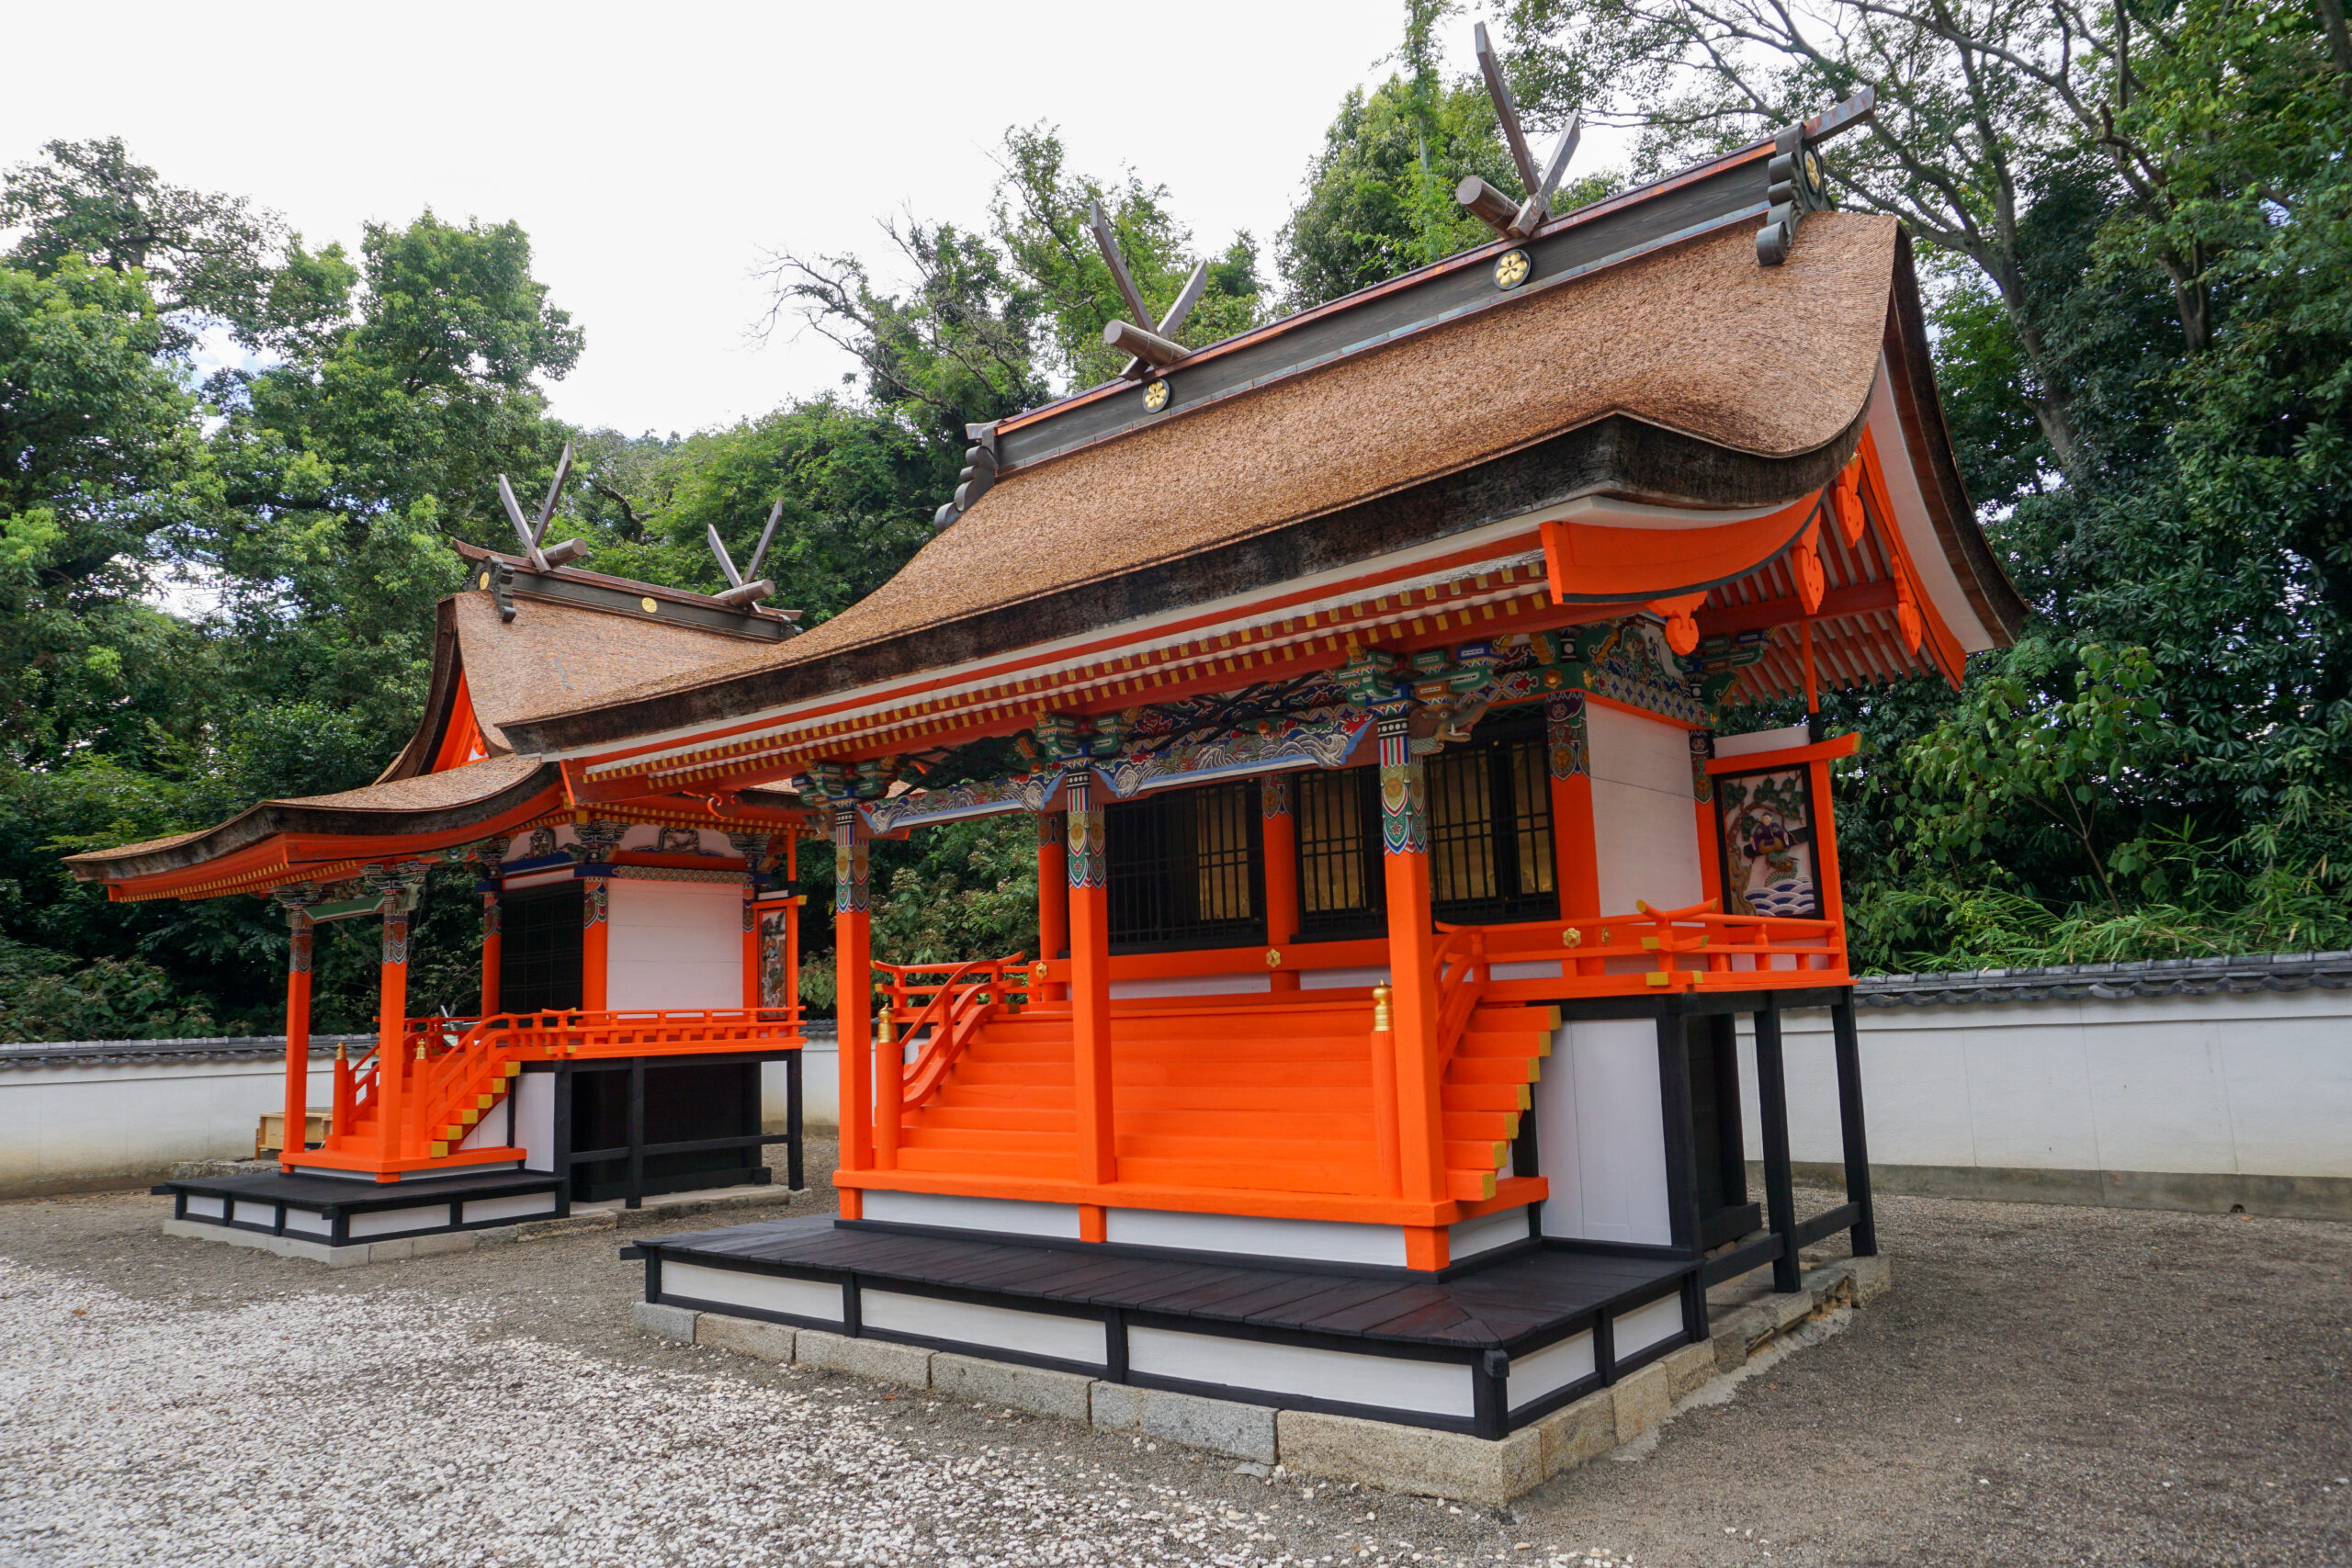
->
<box><xmin>630</xmin><ymin>1252</ymin><xmax>1894</xmax><ymax>1505</ymax></box>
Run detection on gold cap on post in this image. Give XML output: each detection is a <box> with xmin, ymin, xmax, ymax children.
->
<box><xmin>1371</xmin><ymin>984</ymin><xmax>1393</xmax><ymax>1032</ymax></box>
<box><xmin>876</xmin><ymin>1005</ymin><xmax>895</xmax><ymax>1045</ymax></box>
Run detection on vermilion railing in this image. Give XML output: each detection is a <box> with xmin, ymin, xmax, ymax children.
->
<box><xmin>875</xmin><ymin>955</ymin><xmax>1028</xmax><ymax>1111</ymax></box>
<box><xmin>326</xmin><ymin>1007</ymin><xmax>805</xmax><ymax>1160</ymax></box>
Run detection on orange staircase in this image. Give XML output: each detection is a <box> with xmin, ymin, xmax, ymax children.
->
<box><xmin>892</xmin><ymin>991</ymin><xmax>1555</xmax><ymax>1202</ymax></box>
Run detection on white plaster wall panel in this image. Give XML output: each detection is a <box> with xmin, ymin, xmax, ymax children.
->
<box><xmin>1508</xmin><ymin>1329</ymin><xmax>1596</xmax><ymax>1408</ymax></box>
<box><xmin>605</xmin><ymin>878</ymin><xmax>741</xmax><ymax>1011</ymax></box>
<box><xmin>1534</xmin><ymin>1018</ymin><xmax>1672</xmax><ymax>1246</ymax></box>
<box><xmin>1585</xmin><ymin>704</ymin><xmax>1703</xmax><ymax>915</ymax></box>
<box><xmin>232</xmin><ymin>1200</ymin><xmax>277</xmax><ymax>1228</ymax></box>
<box><xmin>184</xmin><ymin>1193</ymin><xmax>224</xmax><ymax>1219</ymax></box>
<box><xmin>461</xmin><ymin>1191</ymin><xmax>559</xmax><ymax>1225</ymax></box>
<box><xmin>1612</xmin><ymin>1292</ymin><xmax>1686</xmax><ymax>1357</ymax></box>
<box><xmin>513</xmin><ymin>1069</ymin><xmax>559</xmax><ymax>1171</ymax></box>
<box><xmin>282</xmin><ymin>1208</ymin><xmax>333</xmax><ymax>1236</ymax></box>
<box><xmin>862</xmin><ymin>1190</ymin><xmax>1081</xmax><ymax>1239</ymax></box>
<box><xmin>0</xmin><ymin>1058</ymin><xmax>336</xmax><ymax>1191</ymax></box>
<box><xmin>1126</xmin><ymin>1325</ymin><xmax>1475</xmax><ymax>1418</ymax></box>
<box><xmin>1713</xmin><ymin>723</ymin><xmax>1812</xmax><ymax>759</ymax></box>
<box><xmin>661</xmin><ymin>1262</ymin><xmax>842</xmax><ymax>1322</ymax></box>
<box><xmin>1735</xmin><ymin>987</ymin><xmax>2352</xmax><ymax>1179</ymax></box>
<box><xmin>2221</xmin><ymin>1023</ymin><xmax>2352</xmax><ymax>1178</ymax></box>
<box><xmin>346</xmin><ymin>1204</ymin><xmax>452</xmax><ymax>1239</ymax></box>
<box><xmin>767</xmin><ymin>1044</ymin><xmax>838</xmax><ymax>1131</ymax></box>
<box><xmin>1104</xmin><ymin>1208</ymin><xmax>1409</xmax><ymax>1267</ymax></box>
<box><xmin>1448</xmin><ymin>1205</ymin><xmax>1532</xmax><ymax>1261</ymax></box>
<box><xmin>861</xmin><ymin>1290</ymin><xmax>1108</xmax><ymax>1366</ymax></box>
<box><xmin>1953</xmin><ymin>1015</ymin><xmax>2104</xmax><ymax>1169</ymax></box>
<box><xmin>2080</xmin><ymin>1025</ymin><xmax>2241</xmax><ymax>1174</ymax></box>
<box><xmin>1108</xmin><ymin>974</ymin><xmax>1271</xmax><ymax>999</ymax></box>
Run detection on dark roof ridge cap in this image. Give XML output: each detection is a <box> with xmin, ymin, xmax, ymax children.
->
<box><xmin>989</xmin><ymin>137</ymin><xmax>1781</xmax><ymax>454</ymax></box>
<box><xmin>451</xmin><ymin>540</ymin><xmax>797</xmax><ymax>624</ymax></box>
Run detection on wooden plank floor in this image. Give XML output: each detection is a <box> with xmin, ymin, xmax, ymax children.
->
<box><xmin>639</xmin><ymin>1216</ymin><xmax>1688</xmax><ymax>1353</ymax></box>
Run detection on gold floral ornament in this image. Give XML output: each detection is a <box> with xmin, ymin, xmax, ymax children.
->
<box><xmin>1142</xmin><ymin>378</ymin><xmax>1171</xmax><ymax>413</ymax></box>
<box><xmin>639</xmin><ymin>596</ymin><xmax>657</xmax><ymax>614</ymax></box>
<box><xmin>1264</xmin><ymin>948</ymin><xmax>1283</xmax><ymax>968</ymax></box>
<box><xmin>1493</xmin><ymin>248</ymin><xmax>1532</xmax><ymax>290</ymax></box>
<box><xmin>1560</xmin><ymin>927</ymin><xmax>1582</xmax><ymax>948</ymax></box>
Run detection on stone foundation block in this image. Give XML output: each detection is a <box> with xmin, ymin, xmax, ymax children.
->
<box><xmin>1843</xmin><ymin>1253</ymin><xmax>1893</xmax><ymax>1304</ymax></box>
<box><xmin>633</xmin><ymin>1301</ymin><xmax>700</xmax><ymax>1343</ymax></box>
<box><xmin>794</xmin><ymin>1330</ymin><xmax>933</xmax><ymax>1389</ymax></box>
<box><xmin>1610</xmin><ymin>1362</ymin><xmax>1669</xmax><ymax>1440</ymax></box>
<box><xmin>1712</xmin><ymin>1304</ymin><xmax>1772</xmax><ymax>1371</ymax></box>
<box><xmin>932</xmin><ymin>1353</ymin><xmax>1094</xmax><ymax>1422</ymax></box>
<box><xmin>407</xmin><ymin>1231</ymin><xmax>475</xmax><ymax>1258</ymax></box>
<box><xmin>366</xmin><ymin>1239</ymin><xmax>414</xmax><ymax>1262</ymax></box>
<box><xmin>1532</xmin><ymin>1387</ymin><xmax>1616</xmax><ymax>1476</ymax></box>
<box><xmin>1767</xmin><ymin>1289</ymin><xmax>1816</xmax><ymax>1332</ymax></box>
<box><xmin>1089</xmin><ymin>1382</ymin><xmax>1278</xmax><ymax>1462</ymax></box>
<box><xmin>1662</xmin><ymin>1339</ymin><xmax>1718</xmax><ymax>1401</ymax></box>
<box><xmin>695</xmin><ymin>1313</ymin><xmax>794</xmax><ymax>1363</ymax></box>
<box><xmin>1276</xmin><ymin>1410</ymin><xmax>1542</xmax><ymax>1509</ymax></box>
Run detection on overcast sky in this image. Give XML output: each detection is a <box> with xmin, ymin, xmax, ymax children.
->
<box><xmin>0</xmin><ymin>1</ymin><xmax>1544</xmax><ymax>438</ymax></box>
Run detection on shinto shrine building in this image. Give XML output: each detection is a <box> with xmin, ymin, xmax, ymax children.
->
<box><xmin>72</xmin><ymin>91</ymin><xmax>2019</xmax><ymax>1440</ymax></box>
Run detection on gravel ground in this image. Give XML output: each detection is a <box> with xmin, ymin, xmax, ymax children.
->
<box><xmin>0</xmin><ymin>1143</ymin><xmax>2345</xmax><ymax>1567</ymax></box>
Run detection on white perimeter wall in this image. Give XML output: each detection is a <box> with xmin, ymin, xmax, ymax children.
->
<box><xmin>1585</xmin><ymin>705</ymin><xmax>1704</xmax><ymax>914</ymax></box>
<box><xmin>0</xmin><ymin>1058</ymin><xmax>335</xmax><ymax>1192</ymax></box>
<box><xmin>606</xmin><ymin>878</ymin><xmax>741</xmax><ymax>1011</ymax></box>
<box><xmin>1738</xmin><ymin>987</ymin><xmax>2352</xmax><ymax>1180</ymax></box>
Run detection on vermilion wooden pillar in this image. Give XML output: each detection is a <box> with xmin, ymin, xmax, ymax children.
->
<box><xmin>1811</xmin><ymin>756</ymin><xmax>1846</xmax><ymax>930</ymax></box>
<box><xmin>281</xmin><ymin>904</ymin><xmax>313</xmax><ymax>1172</ymax></box>
<box><xmin>832</xmin><ymin>803</ymin><xmax>873</xmax><ymax>1212</ymax></box>
<box><xmin>1261</xmin><ymin>774</ymin><xmax>1301</xmax><ymax>992</ymax></box>
<box><xmin>1691</xmin><ymin>732</ymin><xmax>1724</xmax><ymax>908</ymax></box>
<box><xmin>1065</xmin><ymin>776</ymin><xmax>1118</xmax><ymax>1201</ymax></box>
<box><xmin>582</xmin><ymin>879</ymin><xmax>610</xmax><ymax>1011</ymax></box>
<box><xmin>377</xmin><ymin>902</ymin><xmax>411</xmax><ymax>1166</ymax></box>
<box><xmin>1544</xmin><ymin>693</ymin><xmax>1602</xmax><ymax>976</ymax></box>
<box><xmin>1375</xmin><ymin>717</ymin><xmax>1449</xmax><ymax>1266</ymax></box>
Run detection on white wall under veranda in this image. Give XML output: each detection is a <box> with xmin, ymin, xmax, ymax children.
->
<box><xmin>605</xmin><ymin>878</ymin><xmax>741</xmax><ymax>1010</ymax></box>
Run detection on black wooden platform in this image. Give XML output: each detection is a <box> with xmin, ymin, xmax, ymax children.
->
<box><xmin>157</xmin><ymin>1168</ymin><xmax>565</xmax><ymax>1247</ymax></box>
<box><xmin>632</xmin><ymin>1215</ymin><xmax>1705</xmax><ymax>1436</ymax></box>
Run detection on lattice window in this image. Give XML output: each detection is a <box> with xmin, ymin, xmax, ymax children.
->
<box><xmin>1296</xmin><ymin>766</ymin><xmax>1385</xmax><ymax>940</ymax></box>
<box><xmin>1291</xmin><ymin>716</ymin><xmax>1559</xmax><ymax>937</ymax></box>
<box><xmin>1105</xmin><ymin>780</ymin><xmax>1266</xmax><ymax>952</ymax></box>
<box><xmin>499</xmin><ymin>882</ymin><xmax>582</xmax><ymax>1013</ymax></box>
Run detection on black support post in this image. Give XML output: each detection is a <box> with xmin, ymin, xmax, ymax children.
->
<box><xmin>1654</xmin><ymin>1012</ymin><xmax>1703</xmax><ymax>1259</ymax></box>
<box><xmin>1751</xmin><ymin>1004</ymin><xmax>1802</xmax><ymax>1292</ymax></box>
<box><xmin>552</xmin><ymin>1062</ymin><xmax>574</xmax><ymax>1214</ymax></box>
<box><xmin>786</xmin><ymin>1050</ymin><xmax>805</xmax><ymax>1191</ymax></box>
<box><xmin>1830</xmin><ymin>998</ymin><xmax>1877</xmax><ymax>1257</ymax></box>
<box><xmin>626</xmin><ymin>1056</ymin><xmax>646</xmax><ymax>1212</ymax></box>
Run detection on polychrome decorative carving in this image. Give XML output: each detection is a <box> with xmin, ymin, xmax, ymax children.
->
<box><xmin>527</xmin><ymin>826</ymin><xmax>559</xmax><ymax>860</ymax></box>
<box><xmin>1036</xmin><ymin>811</ymin><xmax>1066</xmax><ymax>847</ymax></box>
<box><xmin>861</xmin><ymin>768</ymin><xmax>1068</xmax><ymax>835</ymax></box>
<box><xmin>1579</xmin><ymin>618</ymin><xmax>1710</xmax><ymax>726</ymax></box>
<box><xmin>1545</xmin><ymin>692</ymin><xmax>1589</xmax><ymax>780</ymax></box>
<box><xmin>1091</xmin><ymin>708</ymin><xmax>1367</xmax><ymax>798</ymax></box>
<box><xmin>288</xmin><ymin>919</ymin><xmax>312</xmax><ymax>975</ymax></box>
<box><xmin>582</xmin><ymin>881</ymin><xmax>609</xmax><ymax>927</ymax></box>
<box><xmin>1376</xmin><ymin>721</ymin><xmax>1429</xmax><ymax>856</ymax></box>
<box><xmin>1690</xmin><ymin>731</ymin><xmax>1715</xmax><ymax>802</ymax></box>
<box><xmin>1715</xmin><ymin>765</ymin><xmax>1820</xmax><ymax>918</ymax></box>
<box><xmin>832</xmin><ymin>806</ymin><xmax>869</xmax><ymax>915</ymax></box>
<box><xmin>1066</xmin><ymin>778</ymin><xmax>1107</xmax><ymax>890</ymax></box>
<box><xmin>572</xmin><ymin>820</ymin><xmax>625</xmax><ymax>863</ymax></box>
<box><xmin>1261</xmin><ymin>772</ymin><xmax>1292</xmax><ymax>818</ymax></box>
<box><xmin>381</xmin><ymin>910</ymin><xmax>410</xmax><ymax>966</ymax></box>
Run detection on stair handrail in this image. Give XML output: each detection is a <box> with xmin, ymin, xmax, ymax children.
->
<box><xmin>1430</xmin><ymin>925</ymin><xmax>1490</xmax><ymax>1072</ymax></box>
<box><xmin>887</xmin><ymin>953</ymin><xmax>1025</xmax><ymax>1110</ymax></box>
